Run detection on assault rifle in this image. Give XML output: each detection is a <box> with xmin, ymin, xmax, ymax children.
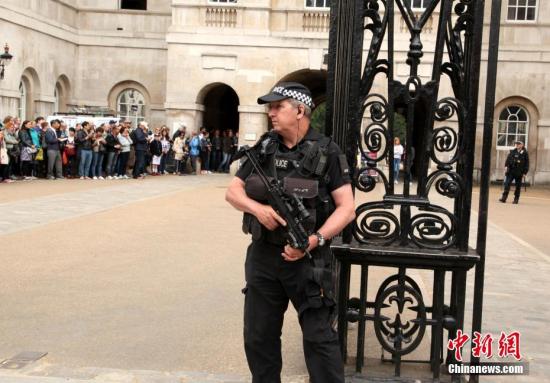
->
<box><xmin>234</xmin><ymin>145</ymin><xmax>312</xmax><ymax>258</ymax></box>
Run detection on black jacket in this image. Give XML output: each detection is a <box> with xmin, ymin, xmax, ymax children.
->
<box><xmin>149</xmin><ymin>140</ymin><xmax>162</xmax><ymax>156</ymax></box>
<box><xmin>211</xmin><ymin>136</ymin><xmax>222</xmax><ymax>151</ymax></box>
<box><xmin>505</xmin><ymin>148</ymin><xmax>529</xmax><ymax>177</ymax></box>
<box><xmin>18</xmin><ymin>129</ymin><xmax>34</xmax><ymax>148</ymax></box>
<box><xmin>105</xmin><ymin>133</ymin><xmax>119</xmax><ymax>152</ymax></box>
<box><xmin>132</xmin><ymin>128</ymin><xmax>148</xmax><ymax>151</ymax></box>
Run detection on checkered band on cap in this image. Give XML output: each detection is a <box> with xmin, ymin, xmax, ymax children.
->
<box><xmin>272</xmin><ymin>86</ymin><xmax>314</xmax><ymax>108</ymax></box>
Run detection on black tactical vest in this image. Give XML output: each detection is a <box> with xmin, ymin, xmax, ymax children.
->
<box><xmin>506</xmin><ymin>149</ymin><xmax>528</xmax><ymax>176</ymax></box>
<box><xmin>243</xmin><ymin>130</ymin><xmax>335</xmax><ymax>245</ymax></box>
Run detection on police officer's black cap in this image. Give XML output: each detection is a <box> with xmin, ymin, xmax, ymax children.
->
<box><xmin>514</xmin><ymin>140</ymin><xmax>524</xmax><ymax>145</ymax></box>
<box><xmin>257</xmin><ymin>82</ymin><xmax>315</xmax><ymax>108</ymax></box>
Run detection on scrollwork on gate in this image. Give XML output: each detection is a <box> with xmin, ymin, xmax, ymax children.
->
<box><xmin>373</xmin><ymin>273</ymin><xmax>427</xmax><ymax>356</ymax></box>
<box><xmin>351</xmin><ymin>0</ymin><xmax>477</xmax><ymax>251</ymax></box>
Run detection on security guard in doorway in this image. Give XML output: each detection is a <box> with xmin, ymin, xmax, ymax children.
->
<box><xmin>225</xmin><ymin>82</ymin><xmax>355</xmax><ymax>383</ymax></box>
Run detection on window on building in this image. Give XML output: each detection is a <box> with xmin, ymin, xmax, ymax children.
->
<box><xmin>305</xmin><ymin>0</ymin><xmax>329</xmax><ymax>8</ymax></box>
<box><xmin>411</xmin><ymin>0</ymin><xmax>432</xmax><ymax>9</ymax></box>
<box><xmin>117</xmin><ymin>89</ymin><xmax>146</xmax><ymax>127</ymax></box>
<box><xmin>120</xmin><ymin>0</ymin><xmax>147</xmax><ymax>10</ymax></box>
<box><xmin>18</xmin><ymin>81</ymin><xmax>26</xmax><ymax>120</ymax></box>
<box><xmin>497</xmin><ymin>105</ymin><xmax>529</xmax><ymax>148</ymax></box>
<box><xmin>507</xmin><ymin>0</ymin><xmax>537</xmax><ymax>21</ymax></box>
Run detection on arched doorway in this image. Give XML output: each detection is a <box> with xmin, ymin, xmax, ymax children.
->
<box><xmin>199</xmin><ymin>83</ymin><xmax>240</xmax><ymax>133</ymax></box>
<box><xmin>279</xmin><ymin>69</ymin><xmax>327</xmax><ymax>106</ymax></box>
<box><xmin>20</xmin><ymin>67</ymin><xmax>41</xmax><ymax>119</ymax></box>
<box><xmin>55</xmin><ymin>75</ymin><xmax>71</xmax><ymax>114</ymax></box>
<box><xmin>196</xmin><ymin>83</ymin><xmax>239</xmax><ymax>173</ymax></box>
<box><xmin>278</xmin><ymin>69</ymin><xmax>327</xmax><ymax>133</ymax></box>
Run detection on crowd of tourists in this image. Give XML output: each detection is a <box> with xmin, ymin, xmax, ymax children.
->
<box><xmin>0</xmin><ymin>115</ymin><xmax>239</xmax><ymax>183</ymax></box>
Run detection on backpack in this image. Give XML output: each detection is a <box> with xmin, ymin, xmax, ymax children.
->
<box><xmin>189</xmin><ymin>136</ymin><xmax>200</xmax><ymax>156</ymax></box>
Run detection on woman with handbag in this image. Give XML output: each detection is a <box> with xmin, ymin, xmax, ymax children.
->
<box><xmin>18</xmin><ymin>120</ymin><xmax>37</xmax><ymax>180</ymax></box>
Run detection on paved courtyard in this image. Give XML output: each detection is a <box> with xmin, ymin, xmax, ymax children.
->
<box><xmin>0</xmin><ymin>175</ymin><xmax>548</xmax><ymax>382</ymax></box>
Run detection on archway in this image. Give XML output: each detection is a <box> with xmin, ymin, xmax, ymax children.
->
<box><xmin>278</xmin><ymin>69</ymin><xmax>327</xmax><ymax>133</ymax></box>
<box><xmin>198</xmin><ymin>83</ymin><xmax>240</xmax><ymax>133</ymax></box>
<box><xmin>279</xmin><ymin>69</ymin><xmax>327</xmax><ymax>106</ymax></box>
<box><xmin>20</xmin><ymin>67</ymin><xmax>41</xmax><ymax>119</ymax></box>
<box><xmin>55</xmin><ymin>75</ymin><xmax>71</xmax><ymax>114</ymax></box>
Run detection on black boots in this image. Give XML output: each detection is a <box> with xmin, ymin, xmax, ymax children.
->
<box><xmin>499</xmin><ymin>191</ymin><xmax>508</xmax><ymax>203</ymax></box>
<box><xmin>500</xmin><ymin>192</ymin><xmax>519</xmax><ymax>204</ymax></box>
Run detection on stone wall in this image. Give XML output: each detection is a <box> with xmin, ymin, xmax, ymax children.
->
<box><xmin>1</xmin><ymin>0</ymin><xmax>550</xmax><ymax>182</ymax></box>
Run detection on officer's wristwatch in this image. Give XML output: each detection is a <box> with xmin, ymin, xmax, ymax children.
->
<box><xmin>315</xmin><ymin>231</ymin><xmax>326</xmax><ymax>247</ymax></box>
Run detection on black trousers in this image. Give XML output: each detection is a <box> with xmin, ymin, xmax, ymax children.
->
<box><xmin>243</xmin><ymin>240</ymin><xmax>344</xmax><ymax>383</ymax></box>
<box><xmin>8</xmin><ymin>153</ymin><xmax>19</xmax><ymax>177</ymax></box>
<box><xmin>503</xmin><ymin>173</ymin><xmax>523</xmax><ymax>199</ymax></box>
<box><xmin>133</xmin><ymin>150</ymin><xmax>146</xmax><ymax>177</ymax></box>
<box><xmin>0</xmin><ymin>164</ymin><xmax>8</xmax><ymax>181</ymax></box>
<box><xmin>200</xmin><ymin>151</ymin><xmax>210</xmax><ymax>171</ymax></box>
<box><xmin>117</xmin><ymin>152</ymin><xmax>130</xmax><ymax>177</ymax></box>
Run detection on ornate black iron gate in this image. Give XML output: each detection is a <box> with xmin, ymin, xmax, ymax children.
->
<box><xmin>325</xmin><ymin>0</ymin><xmax>502</xmax><ymax>381</ymax></box>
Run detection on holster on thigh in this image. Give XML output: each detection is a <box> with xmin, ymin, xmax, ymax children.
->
<box><xmin>297</xmin><ymin>247</ymin><xmax>338</xmax><ymax>341</ymax></box>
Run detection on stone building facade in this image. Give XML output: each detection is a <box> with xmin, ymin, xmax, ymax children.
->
<box><xmin>0</xmin><ymin>0</ymin><xmax>549</xmax><ymax>183</ymax></box>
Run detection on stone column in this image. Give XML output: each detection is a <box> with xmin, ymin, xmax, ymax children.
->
<box><xmin>237</xmin><ymin>104</ymin><xmax>267</xmax><ymax>145</ymax></box>
<box><xmin>35</xmin><ymin>96</ymin><xmax>55</xmax><ymax>118</ymax></box>
<box><xmin>229</xmin><ymin>104</ymin><xmax>268</xmax><ymax>174</ymax></box>
<box><xmin>164</xmin><ymin>103</ymin><xmax>205</xmax><ymax>135</ymax></box>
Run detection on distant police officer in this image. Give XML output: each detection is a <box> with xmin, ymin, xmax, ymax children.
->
<box><xmin>225</xmin><ymin>82</ymin><xmax>355</xmax><ymax>383</ymax></box>
<box><xmin>499</xmin><ymin>140</ymin><xmax>529</xmax><ymax>204</ymax></box>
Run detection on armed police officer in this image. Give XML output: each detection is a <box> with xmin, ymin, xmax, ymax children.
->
<box><xmin>225</xmin><ymin>82</ymin><xmax>355</xmax><ymax>383</ymax></box>
<box><xmin>499</xmin><ymin>140</ymin><xmax>529</xmax><ymax>204</ymax></box>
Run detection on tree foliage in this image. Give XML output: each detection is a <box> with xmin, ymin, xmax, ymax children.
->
<box><xmin>311</xmin><ymin>102</ymin><xmax>326</xmax><ymax>134</ymax></box>
<box><xmin>393</xmin><ymin>112</ymin><xmax>407</xmax><ymax>143</ymax></box>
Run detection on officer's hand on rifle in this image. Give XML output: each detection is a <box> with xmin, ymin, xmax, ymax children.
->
<box><xmin>254</xmin><ymin>204</ymin><xmax>287</xmax><ymax>231</ymax></box>
<box><xmin>281</xmin><ymin>234</ymin><xmax>316</xmax><ymax>262</ymax></box>
<box><xmin>282</xmin><ymin>244</ymin><xmax>307</xmax><ymax>262</ymax></box>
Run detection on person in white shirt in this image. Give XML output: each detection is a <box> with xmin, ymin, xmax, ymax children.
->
<box><xmin>393</xmin><ymin>137</ymin><xmax>404</xmax><ymax>184</ymax></box>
